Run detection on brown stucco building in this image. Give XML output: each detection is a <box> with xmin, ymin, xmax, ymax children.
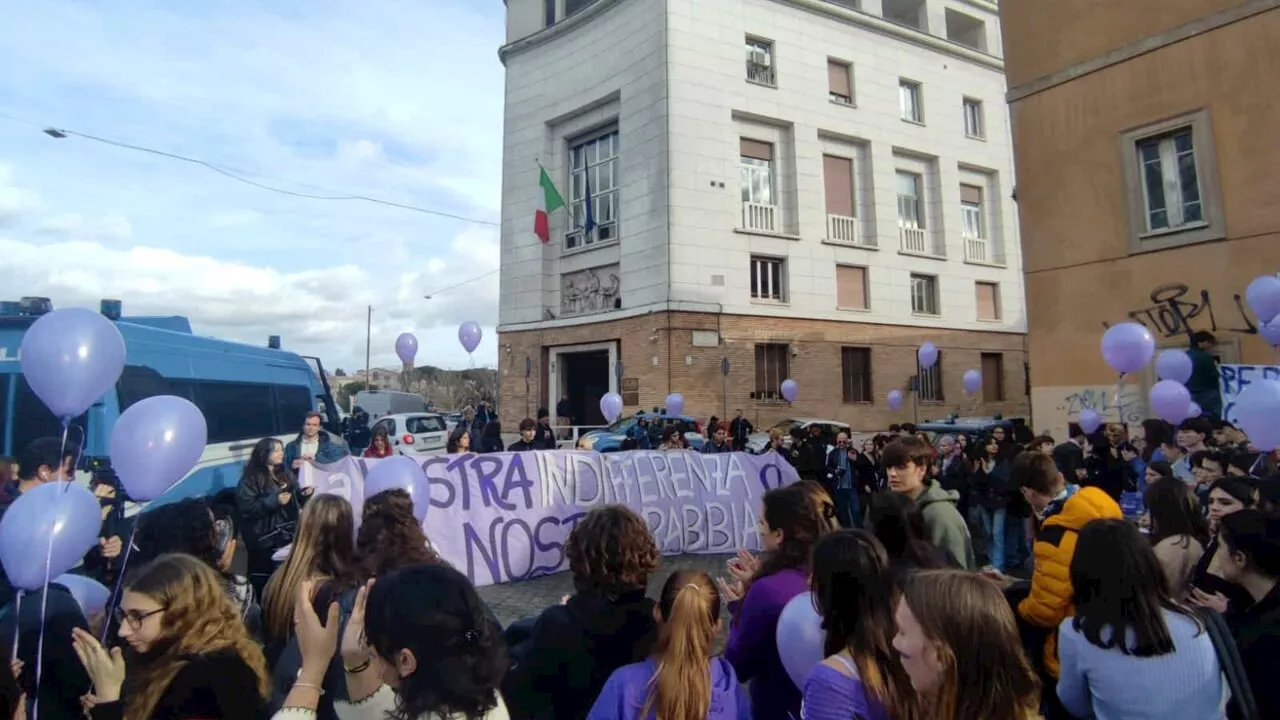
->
<box><xmin>1002</xmin><ymin>0</ymin><xmax>1280</xmax><ymax>439</ymax></box>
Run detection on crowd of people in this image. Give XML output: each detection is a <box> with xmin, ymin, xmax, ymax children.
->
<box><xmin>0</xmin><ymin>404</ymin><xmax>1275</xmax><ymax>720</ymax></box>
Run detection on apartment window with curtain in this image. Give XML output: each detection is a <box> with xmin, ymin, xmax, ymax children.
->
<box><xmin>827</xmin><ymin>60</ymin><xmax>853</xmax><ymax>104</ymax></box>
<box><xmin>566</xmin><ymin>129</ymin><xmax>619</xmax><ymax>250</ymax></box>
<box><xmin>917</xmin><ymin>351</ymin><xmax>943</xmax><ymax>402</ymax></box>
<box><xmin>740</xmin><ymin>139</ymin><xmax>774</xmax><ymax>205</ymax></box>
<box><xmin>975</xmin><ymin>281</ymin><xmax>1000</xmax><ymax>321</ymax></box>
<box><xmin>899</xmin><ymin>79</ymin><xmax>922</xmax><ymax>122</ymax></box>
<box><xmin>1119</xmin><ymin>110</ymin><xmax>1223</xmax><ymax>254</ymax></box>
<box><xmin>745</xmin><ymin>37</ymin><xmax>776</xmax><ymax>86</ymax></box>
<box><xmin>750</xmin><ymin>255</ymin><xmax>786</xmax><ymax>301</ymax></box>
<box><xmin>963</xmin><ymin>98</ymin><xmax>984</xmax><ymax>139</ymax></box>
<box><xmin>841</xmin><ymin>347</ymin><xmax>872</xmax><ymax>403</ymax></box>
<box><xmin>754</xmin><ymin>344</ymin><xmax>790</xmax><ymax>400</ymax></box>
<box><xmin>835</xmin><ymin>265</ymin><xmax>868</xmax><ymax>310</ymax></box>
<box><xmin>961</xmin><ymin>184</ymin><xmax>985</xmax><ymax>238</ymax></box>
<box><xmin>897</xmin><ymin>172</ymin><xmax>923</xmax><ymax>227</ymax></box>
<box><xmin>910</xmin><ymin>273</ymin><xmax>939</xmax><ymax>315</ymax></box>
<box><xmin>981</xmin><ymin>353</ymin><xmax>1004</xmax><ymax>401</ymax></box>
<box><xmin>1137</xmin><ymin>129</ymin><xmax>1202</xmax><ymax>232</ymax></box>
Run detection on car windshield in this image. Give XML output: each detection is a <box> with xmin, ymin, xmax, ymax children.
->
<box><xmin>768</xmin><ymin>419</ymin><xmax>801</xmax><ymax>434</ymax></box>
<box><xmin>603</xmin><ymin>416</ymin><xmax>639</xmax><ymax>434</ymax></box>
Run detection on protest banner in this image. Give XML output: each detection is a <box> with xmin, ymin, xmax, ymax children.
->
<box><xmin>299</xmin><ymin>449</ymin><xmax>799</xmax><ymax>587</ymax></box>
<box><xmin>1219</xmin><ymin>363</ymin><xmax>1280</xmax><ymax>424</ymax></box>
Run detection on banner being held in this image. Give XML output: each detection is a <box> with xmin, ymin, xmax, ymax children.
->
<box><xmin>1219</xmin><ymin>363</ymin><xmax>1280</xmax><ymax>424</ymax></box>
<box><xmin>300</xmin><ymin>449</ymin><xmax>799</xmax><ymax>587</ymax></box>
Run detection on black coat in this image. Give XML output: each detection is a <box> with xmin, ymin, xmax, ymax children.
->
<box><xmin>235</xmin><ymin>472</ymin><xmax>303</xmax><ymax>554</ymax></box>
<box><xmin>0</xmin><ymin>584</ymin><xmax>91</xmax><ymax>720</ymax></box>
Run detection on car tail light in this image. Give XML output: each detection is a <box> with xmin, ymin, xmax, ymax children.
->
<box><xmin>402</xmin><ymin>434</ymin><xmax>415</xmax><ymax>445</ymax></box>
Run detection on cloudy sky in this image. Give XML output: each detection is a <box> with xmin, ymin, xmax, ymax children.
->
<box><xmin>0</xmin><ymin>0</ymin><xmax>505</xmax><ymax>371</ymax></box>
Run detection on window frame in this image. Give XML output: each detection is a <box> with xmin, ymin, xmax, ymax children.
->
<box><xmin>827</xmin><ymin>59</ymin><xmax>854</xmax><ymax>106</ymax></box>
<box><xmin>917</xmin><ymin>351</ymin><xmax>944</xmax><ymax>403</ymax></box>
<box><xmin>753</xmin><ymin>343</ymin><xmax>791</xmax><ymax>401</ymax></box>
<box><xmin>750</xmin><ymin>255</ymin><xmax>787</xmax><ymax>303</ymax></box>
<box><xmin>896</xmin><ymin>171</ymin><xmax>924</xmax><ymax>229</ymax></box>
<box><xmin>963</xmin><ymin>98</ymin><xmax>984</xmax><ymax>139</ymax></box>
<box><xmin>835</xmin><ymin>264</ymin><xmax>869</xmax><ymax>311</ymax></box>
<box><xmin>840</xmin><ymin>346</ymin><xmax>872</xmax><ymax>404</ymax></box>
<box><xmin>910</xmin><ymin>273</ymin><xmax>940</xmax><ymax>316</ymax></box>
<box><xmin>975</xmin><ymin>281</ymin><xmax>1002</xmax><ymax>321</ymax></box>
<box><xmin>745</xmin><ymin>37</ymin><xmax>777</xmax><ymax>87</ymax></box>
<box><xmin>564</xmin><ymin>127</ymin><xmax>620</xmax><ymax>252</ymax></box>
<box><xmin>981</xmin><ymin>353</ymin><xmax>1005</xmax><ymax>402</ymax></box>
<box><xmin>739</xmin><ymin>145</ymin><xmax>775</xmax><ymax>206</ymax></box>
<box><xmin>899</xmin><ymin>79</ymin><xmax>923</xmax><ymax>124</ymax></box>
<box><xmin>1118</xmin><ymin>109</ymin><xmax>1224</xmax><ymax>255</ymax></box>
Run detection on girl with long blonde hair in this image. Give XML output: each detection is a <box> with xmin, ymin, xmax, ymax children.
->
<box><xmin>261</xmin><ymin>494</ymin><xmax>358</xmax><ymax>656</ymax></box>
<box><xmin>72</xmin><ymin>553</ymin><xmax>271</xmax><ymax>719</ymax></box>
<box><xmin>586</xmin><ymin>569</ymin><xmax>748</xmax><ymax>719</ymax></box>
<box><xmin>892</xmin><ymin>570</ymin><xmax>1041</xmax><ymax>720</ymax></box>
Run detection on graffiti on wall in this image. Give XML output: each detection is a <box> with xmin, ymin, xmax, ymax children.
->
<box><xmin>1031</xmin><ymin>384</ymin><xmax>1144</xmax><ymax>444</ymax></box>
<box><xmin>1103</xmin><ymin>283</ymin><xmax>1258</xmax><ymax>340</ymax></box>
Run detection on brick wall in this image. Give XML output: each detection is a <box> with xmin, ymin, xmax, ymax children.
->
<box><xmin>498</xmin><ymin>311</ymin><xmax>1030</xmax><ymax>431</ymax></box>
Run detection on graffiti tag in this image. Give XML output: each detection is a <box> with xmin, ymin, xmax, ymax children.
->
<box><xmin>1059</xmin><ymin>386</ymin><xmax>1144</xmax><ymax>425</ymax></box>
<box><xmin>1103</xmin><ymin>283</ymin><xmax>1258</xmax><ymax>340</ymax></box>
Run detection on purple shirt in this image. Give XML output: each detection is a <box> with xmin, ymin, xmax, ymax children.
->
<box><xmin>586</xmin><ymin>657</ymin><xmax>751</xmax><ymax>720</ymax></box>
<box><xmin>724</xmin><ymin>567</ymin><xmax>809</xmax><ymax>720</ymax></box>
<box><xmin>801</xmin><ymin>658</ymin><xmax>890</xmax><ymax>720</ymax></box>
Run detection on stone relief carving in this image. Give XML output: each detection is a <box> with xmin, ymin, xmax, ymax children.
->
<box><xmin>561</xmin><ymin>265</ymin><xmax>621</xmax><ymax>317</ymax></box>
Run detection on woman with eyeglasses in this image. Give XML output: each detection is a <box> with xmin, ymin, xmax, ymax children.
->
<box><xmin>71</xmin><ymin>553</ymin><xmax>271</xmax><ymax>719</ymax></box>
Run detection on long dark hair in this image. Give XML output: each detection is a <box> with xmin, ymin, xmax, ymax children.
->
<box><xmin>243</xmin><ymin>437</ymin><xmax>292</xmax><ymax>491</ymax></box>
<box><xmin>810</xmin><ymin>530</ymin><xmax>919</xmax><ymax>720</ymax></box>
<box><xmin>751</xmin><ymin>485</ymin><xmax>826</xmax><ymax>587</ymax></box>
<box><xmin>364</xmin><ymin>564</ymin><xmax>506</xmax><ymax>720</ymax></box>
<box><xmin>1070</xmin><ymin>519</ymin><xmax>1201</xmax><ymax>656</ymax></box>
<box><xmin>1141</xmin><ymin>419</ymin><xmax>1174</xmax><ymax>462</ymax></box>
<box><xmin>357</xmin><ymin>489</ymin><xmax>443</xmax><ymax>579</ymax></box>
<box><xmin>866</xmin><ymin>492</ymin><xmax>947</xmax><ymax>573</ymax></box>
<box><xmin>447</xmin><ymin>427</ymin><xmax>470</xmax><ymax>454</ymax></box>
<box><xmin>1143</xmin><ymin>479</ymin><xmax>1210</xmax><ymax>547</ymax></box>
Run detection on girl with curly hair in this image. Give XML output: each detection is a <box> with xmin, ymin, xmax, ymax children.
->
<box><xmin>587</xmin><ymin>569</ymin><xmax>749</xmax><ymax>720</ymax></box>
<box><xmin>504</xmin><ymin>504</ymin><xmax>660</xmax><ymax>720</ymax></box>
<box><xmin>805</xmin><ymin>530</ymin><xmax>920</xmax><ymax>720</ymax></box>
<box><xmin>356</xmin><ymin>489</ymin><xmax>445</xmax><ymax>579</ymax></box>
<box><xmin>722</xmin><ymin>483</ymin><xmax>828</xmax><ymax>720</ymax></box>
<box><xmin>71</xmin><ymin>553</ymin><xmax>271</xmax><ymax>719</ymax></box>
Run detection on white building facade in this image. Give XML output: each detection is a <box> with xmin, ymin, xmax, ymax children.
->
<box><xmin>497</xmin><ymin>0</ymin><xmax>1030</xmax><ymax>430</ymax></box>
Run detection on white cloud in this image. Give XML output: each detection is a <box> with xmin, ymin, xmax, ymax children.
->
<box><xmin>0</xmin><ymin>0</ymin><xmax>507</xmax><ymax>370</ymax></box>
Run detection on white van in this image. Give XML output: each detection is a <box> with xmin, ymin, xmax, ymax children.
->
<box><xmin>355</xmin><ymin>390</ymin><xmax>427</xmax><ymax>421</ymax></box>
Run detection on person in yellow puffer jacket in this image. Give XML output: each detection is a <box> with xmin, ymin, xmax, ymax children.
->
<box><xmin>1009</xmin><ymin>452</ymin><xmax>1122</xmax><ymax>678</ymax></box>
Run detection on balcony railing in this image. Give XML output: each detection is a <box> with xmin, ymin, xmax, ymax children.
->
<box><xmin>746</xmin><ymin>61</ymin><xmax>776</xmax><ymax>86</ymax></box>
<box><xmin>827</xmin><ymin>214</ymin><xmax>864</xmax><ymax>246</ymax></box>
<box><xmin>964</xmin><ymin>234</ymin><xmax>991</xmax><ymax>263</ymax></box>
<box><xmin>742</xmin><ymin>202</ymin><xmax>777</xmax><ymax>233</ymax></box>
<box><xmin>899</xmin><ymin>225</ymin><xmax>928</xmax><ymax>253</ymax></box>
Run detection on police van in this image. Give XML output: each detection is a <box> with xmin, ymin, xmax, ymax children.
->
<box><xmin>0</xmin><ymin>297</ymin><xmax>342</xmax><ymax>514</ymax></box>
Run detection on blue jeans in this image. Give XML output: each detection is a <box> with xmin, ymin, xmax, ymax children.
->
<box><xmin>979</xmin><ymin>505</ymin><xmax>1007</xmax><ymax>571</ymax></box>
<box><xmin>834</xmin><ymin>487</ymin><xmax>860</xmax><ymax>528</ymax></box>
<box><xmin>1004</xmin><ymin>516</ymin><xmax>1030</xmax><ymax>570</ymax></box>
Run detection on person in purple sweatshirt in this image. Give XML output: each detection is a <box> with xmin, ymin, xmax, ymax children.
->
<box><xmin>586</xmin><ymin>569</ymin><xmax>751</xmax><ymax>720</ymax></box>
<box><xmin>802</xmin><ymin>530</ymin><xmax>921</xmax><ymax>720</ymax></box>
<box><xmin>720</xmin><ymin>484</ymin><xmax>830</xmax><ymax>720</ymax></box>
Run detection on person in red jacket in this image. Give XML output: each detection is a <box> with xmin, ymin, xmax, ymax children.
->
<box><xmin>363</xmin><ymin>426</ymin><xmax>396</xmax><ymax>458</ymax></box>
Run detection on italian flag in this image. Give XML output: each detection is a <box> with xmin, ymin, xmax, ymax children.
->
<box><xmin>534</xmin><ymin>166</ymin><xmax>565</xmax><ymax>244</ymax></box>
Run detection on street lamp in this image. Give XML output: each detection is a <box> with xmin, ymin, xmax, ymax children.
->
<box><xmin>43</xmin><ymin>128</ymin><xmax>67</xmax><ymax>139</ymax></box>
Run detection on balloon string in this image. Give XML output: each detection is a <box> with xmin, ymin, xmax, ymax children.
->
<box><xmin>32</xmin><ymin>501</ymin><xmax>60</xmax><ymax>720</ymax></box>
<box><xmin>101</xmin><ymin>522</ymin><xmax>140</xmax><ymax>643</ymax></box>
<box><xmin>8</xmin><ymin>591</ymin><xmax>21</xmax><ymax>660</ymax></box>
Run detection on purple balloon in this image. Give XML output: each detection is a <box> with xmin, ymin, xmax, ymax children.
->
<box><xmin>776</xmin><ymin>592</ymin><xmax>826</xmax><ymax>690</ymax></box>
<box><xmin>110</xmin><ymin>395</ymin><xmax>208</xmax><ymax>502</ymax></box>
<box><xmin>1260</xmin><ymin>317</ymin><xmax>1280</xmax><ymax>347</ymax></box>
<box><xmin>1078</xmin><ymin>408</ymin><xmax>1103</xmax><ymax>435</ymax></box>
<box><xmin>458</xmin><ymin>321</ymin><xmax>483</xmax><ymax>354</ymax></box>
<box><xmin>1150</xmin><ymin>380</ymin><xmax>1193</xmax><ymax>424</ymax></box>
<box><xmin>665</xmin><ymin>392</ymin><xmax>685</xmax><ymax>417</ymax></box>
<box><xmin>962</xmin><ymin>369</ymin><xmax>982</xmax><ymax>396</ymax></box>
<box><xmin>917</xmin><ymin>342</ymin><xmax>939</xmax><ymax>370</ymax></box>
<box><xmin>55</xmin><ymin>573</ymin><xmax>111</xmax><ymax>617</ymax></box>
<box><xmin>1245</xmin><ymin>275</ymin><xmax>1280</xmax><ymax>324</ymax></box>
<box><xmin>1100</xmin><ymin>322</ymin><xmax>1155</xmax><ymax>375</ymax></box>
<box><xmin>600</xmin><ymin>391</ymin><xmax>624</xmax><ymax>423</ymax></box>
<box><xmin>0</xmin><ymin>482</ymin><xmax>102</xmax><ymax>590</ymax></box>
<box><xmin>1187</xmin><ymin>401</ymin><xmax>1203</xmax><ymax>419</ymax></box>
<box><xmin>20</xmin><ymin>307</ymin><xmax>127</xmax><ymax>419</ymax></box>
<box><xmin>887</xmin><ymin>389</ymin><xmax>904</xmax><ymax>411</ymax></box>
<box><xmin>780</xmin><ymin>378</ymin><xmax>798</xmax><ymax>403</ymax></box>
<box><xmin>1154</xmin><ymin>349</ymin><xmax>1193</xmax><ymax>384</ymax></box>
<box><xmin>364</xmin><ymin>456</ymin><xmax>430</xmax><ymax>523</ymax></box>
<box><xmin>395</xmin><ymin>333</ymin><xmax>419</xmax><ymax>365</ymax></box>
<box><xmin>1234</xmin><ymin>379</ymin><xmax>1280</xmax><ymax>451</ymax></box>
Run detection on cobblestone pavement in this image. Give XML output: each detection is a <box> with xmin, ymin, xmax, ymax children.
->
<box><xmin>477</xmin><ymin>553</ymin><xmax>735</xmax><ymax>649</ymax></box>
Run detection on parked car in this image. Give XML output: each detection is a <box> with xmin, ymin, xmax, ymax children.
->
<box><xmin>745</xmin><ymin>418</ymin><xmax>852</xmax><ymax>455</ymax></box>
<box><xmin>915</xmin><ymin>415</ymin><xmax>1030</xmax><ymax>444</ymax></box>
<box><xmin>580</xmin><ymin>412</ymin><xmax>705</xmax><ymax>453</ymax></box>
<box><xmin>443</xmin><ymin>412</ymin><xmax>464</xmax><ymax>428</ymax></box>
<box><xmin>370</xmin><ymin>412</ymin><xmax>450</xmax><ymax>455</ymax></box>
